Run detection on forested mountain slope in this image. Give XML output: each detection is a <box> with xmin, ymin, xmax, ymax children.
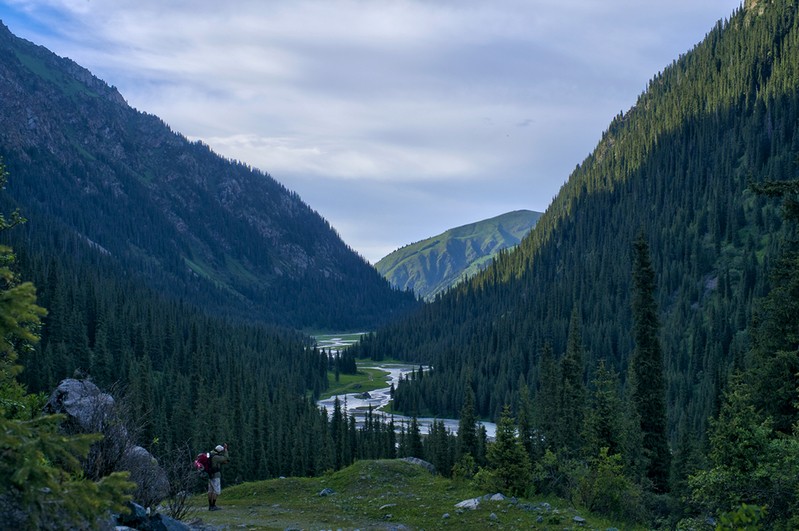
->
<box><xmin>375</xmin><ymin>210</ymin><xmax>541</xmax><ymax>301</ymax></box>
<box><xmin>0</xmin><ymin>21</ymin><xmax>416</xmax><ymax>330</ymax></box>
<box><xmin>355</xmin><ymin>0</ymin><xmax>798</xmax><ymax>442</ymax></box>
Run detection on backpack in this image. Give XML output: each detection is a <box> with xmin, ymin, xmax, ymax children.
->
<box><xmin>194</xmin><ymin>452</ymin><xmax>213</xmax><ymax>474</ymax></box>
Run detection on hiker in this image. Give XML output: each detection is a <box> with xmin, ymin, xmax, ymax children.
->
<box><xmin>207</xmin><ymin>443</ymin><xmax>230</xmax><ymax>511</ymax></box>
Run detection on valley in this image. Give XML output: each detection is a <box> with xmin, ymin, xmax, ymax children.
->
<box><xmin>315</xmin><ymin>333</ymin><xmax>497</xmax><ymax>438</ymax></box>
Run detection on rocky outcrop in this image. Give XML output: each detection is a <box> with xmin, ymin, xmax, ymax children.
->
<box><xmin>44</xmin><ymin>378</ymin><xmax>169</xmax><ymax>507</ymax></box>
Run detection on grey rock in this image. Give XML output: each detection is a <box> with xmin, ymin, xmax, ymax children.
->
<box><xmin>489</xmin><ymin>493</ymin><xmax>506</xmax><ymax>501</ymax></box>
<box><xmin>399</xmin><ymin>457</ymin><xmax>436</xmax><ymax>474</ymax></box>
<box><xmin>455</xmin><ymin>498</ymin><xmax>480</xmax><ymax>510</ymax></box>
<box><xmin>573</xmin><ymin>515</ymin><xmax>587</xmax><ymax>525</ymax></box>
<box><xmin>150</xmin><ymin>513</ymin><xmax>191</xmax><ymax>530</ymax></box>
<box><xmin>45</xmin><ymin>379</ymin><xmax>169</xmax><ymax>506</ymax></box>
<box><xmin>379</xmin><ymin>503</ymin><xmax>397</xmax><ymax>510</ymax></box>
<box><xmin>442</xmin><ymin>513</ymin><xmax>450</xmax><ymax>519</ymax></box>
<box><xmin>489</xmin><ymin>512</ymin><xmax>498</xmax><ymax>521</ymax></box>
<box><xmin>44</xmin><ymin>379</ymin><xmax>116</xmax><ymax>433</ymax></box>
<box><xmin>318</xmin><ymin>487</ymin><xmax>335</xmax><ymax>497</ymax></box>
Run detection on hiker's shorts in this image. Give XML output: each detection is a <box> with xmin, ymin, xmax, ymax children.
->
<box><xmin>208</xmin><ymin>477</ymin><xmax>221</xmax><ymax>495</ymax></box>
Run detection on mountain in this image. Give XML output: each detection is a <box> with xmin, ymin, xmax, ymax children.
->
<box><xmin>354</xmin><ymin>0</ymin><xmax>796</xmax><ymax>436</ymax></box>
<box><xmin>375</xmin><ymin>210</ymin><xmax>541</xmax><ymax>301</ymax></box>
<box><xmin>0</xmin><ymin>21</ymin><xmax>416</xmax><ymax>331</ymax></box>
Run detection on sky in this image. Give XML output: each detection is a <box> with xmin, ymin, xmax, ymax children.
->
<box><xmin>1</xmin><ymin>1</ymin><xmax>742</xmax><ymax>263</ymax></box>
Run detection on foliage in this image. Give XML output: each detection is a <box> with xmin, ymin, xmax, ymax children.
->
<box><xmin>481</xmin><ymin>405</ymin><xmax>531</xmax><ymax>496</ymax></box>
<box><xmin>0</xmin><ymin>168</ymin><xmax>133</xmax><ymax>528</ymax></box>
<box><xmin>532</xmin><ymin>449</ymin><xmax>579</xmax><ymax>499</ymax></box>
<box><xmin>576</xmin><ymin>447</ymin><xmax>645</xmax><ymax>523</ymax></box>
<box><xmin>716</xmin><ymin>503</ymin><xmax>766</xmax><ymax>531</ymax></box>
<box><xmin>629</xmin><ymin>233</ymin><xmax>671</xmax><ymax>492</ymax></box>
<box><xmin>0</xmin><ymin>413</ymin><xmax>133</xmax><ymax>530</ymax></box>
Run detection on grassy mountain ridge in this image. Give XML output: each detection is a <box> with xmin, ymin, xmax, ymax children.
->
<box><xmin>0</xmin><ymin>20</ymin><xmax>417</xmax><ymax>330</ymax></box>
<box><xmin>375</xmin><ymin>210</ymin><xmax>541</xmax><ymax>301</ymax></box>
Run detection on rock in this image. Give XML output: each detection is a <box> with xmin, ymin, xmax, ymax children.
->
<box><xmin>318</xmin><ymin>487</ymin><xmax>335</xmax><ymax>497</ymax></box>
<box><xmin>536</xmin><ymin>515</ymin><xmax>544</xmax><ymax>523</ymax></box>
<box><xmin>573</xmin><ymin>515</ymin><xmax>587</xmax><ymax>525</ymax></box>
<box><xmin>399</xmin><ymin>457</ymin><xmax>436</xmax><ymax>474</ymax></box>
<box><xmin>489</xmin><ymin>512</ymin><xmax>498</xmax><ymax>521</ymax></box>
<box><xmin>45</xmin><ymin>378</ymin><xmax>169</xmax><ymax>507</ymax></box>
<box><xmin>379</xmin><ymin>503</ymin><xmax>397</xmax><ymax>510</ymax></box>
<box><xmin>455</xmin><ymin>498</ymin><xmax>480</xmax><ymax>510</ymax></box>
<box><xmin>442</xmin><ymin>513</ymin><xmax>450</xmax><ymax>519</ymax></box>
<box><xmin>489</xmin><ymin>493</ymin><xmax>506</xmax><ymax>501</ymax></box>
<box><xmin>116</xmin><ymin>502</ymin><xmax>148</xmax><ymax>528</ymax></box>
<box><xmin>119</xmin><ymin>445</ymin><xmax>170</xmax><ymax>506</ymax></box>
<box><xmin>149</xmin><ymin>513</ymin><xmax>191</xmax><ymax>530</ymax></box>
<box><xmin>44</xmin><ymin>379</ymin><xmax>116</xmax><ymax>433</ymax></box>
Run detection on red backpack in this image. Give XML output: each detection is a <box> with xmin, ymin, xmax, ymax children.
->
<box><xmin>194</xmin><ymin>452</ymin><xmax>212</xmax><ymax>474</ymax></box>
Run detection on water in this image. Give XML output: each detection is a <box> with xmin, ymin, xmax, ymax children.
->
<box><xmin>316</xmin><ymin>363</ymin><xmax>496</xmax><ymax>439</ymax></box>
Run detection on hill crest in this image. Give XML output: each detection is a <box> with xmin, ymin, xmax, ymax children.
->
<box><xmin>375</xmin><ymin>210</ymin><xmax>541</xmax><ymax>300</ymax></box>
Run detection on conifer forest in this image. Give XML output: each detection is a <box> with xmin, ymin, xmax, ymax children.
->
<box><xmin>2</xmin><ymin>0</ymin><xmax>799</xmax><ymax>528</ymax></box>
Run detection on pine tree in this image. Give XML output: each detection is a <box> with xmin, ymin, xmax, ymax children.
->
<box><xmin>516</xmin><ymin>382</ymin><xmax>535</xmax><ymax>461</ymax></box>
<box><xmin>629</xmin><ymin>233</ymin><xmax>671</xmax><ymax>492</ymax></box>
<box><xmin>559</xmin><ymin>308</ymin><xmax>586</xmax><ymax>455</ymax></box>
<box><xmin>535</xmin><ymin>342</ymin><xmax>560</xmax><ymax>455</ymax></box>
<box><xmin>484</xmin><ymin>405</ymin><xmax>531</xmax><ymax>496</ymax></box>
<box><xmin>582</xmin><ymin>359</ymin><xmax>624</xmax><ymax>458</ymax></box>
<box><xmin>457</xmin><ymin>385</ymin><xmax>479</xmax><ymax>460</ymax></box>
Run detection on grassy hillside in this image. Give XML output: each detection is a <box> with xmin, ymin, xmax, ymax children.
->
<box><xmin>188</xmin><ymin>459</ymin><xmax>631</xmax><ymax>530</ymax></box>
<box><xmin>376</xmin><ymin>210</ymin><xmax>542</xmax><ymax>301</ymax></box>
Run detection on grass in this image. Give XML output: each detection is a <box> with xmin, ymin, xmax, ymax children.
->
<box><xmin>184</xmin><ymin>459</ymin><xmax>626</xmax><ymax>530</ymax></box>
<box><xmin>320</xmin><ymin>367</ymin><xmax>391</xmax><ymax>400</ymax></box>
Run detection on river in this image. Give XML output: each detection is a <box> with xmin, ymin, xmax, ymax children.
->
<box><xmin>316</xmin><ymin>362</ymin><xmax>497</xmax><ymax>439</ymax></box>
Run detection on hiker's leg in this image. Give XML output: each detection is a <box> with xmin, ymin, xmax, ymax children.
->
<box><xmin>208</xmin><ymin>477</ymin><xmax>221</xmax><ymax>508</ymax></box>
<box><xmin>207</xmin><ymin>479</ymin><xmax>217</xmax><ymax>507</ymax></box>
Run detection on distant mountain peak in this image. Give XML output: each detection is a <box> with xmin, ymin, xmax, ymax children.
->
<box><xmin>376</xmin><ymin>210</ymin><xmax>541</xmax><ymax>301</ymax></box>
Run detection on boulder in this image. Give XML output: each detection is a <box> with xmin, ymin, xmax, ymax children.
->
<box><xmin>455</xmin><ymin>498</ymin><xmax>480</xmax><ymax>510</ymax></box>
<box><xmin>120</xmin><ymin>446</ymin><xmax>170</xmax><ymax>507</ymax></box>
<box><xmin>399</xmin><ymin>457</ymin><xmax>436</xmax><ymax>474</ymax></box>
<box><xmin>44</xmin><ymin>379</ymin><xmax>119</xmax><ymax>434</ymax></box>
<box><xmin>44</xmin><ymin>378</ymin><xmax>169</xmax><ymax>507</ymax></box>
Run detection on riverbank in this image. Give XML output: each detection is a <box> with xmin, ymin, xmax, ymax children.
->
<box><xmin>317</xmin><ymin>360</ymin><xmax>497</xmax><ymax>439</ymax></box>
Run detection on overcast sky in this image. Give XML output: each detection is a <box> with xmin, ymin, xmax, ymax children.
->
<box><xmin>1</xmin><ymin>1</ymin><xmax>741</xmax><ymax>263</ymax></box>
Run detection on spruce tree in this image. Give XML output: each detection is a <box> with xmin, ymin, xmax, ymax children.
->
<box><xmin>629</xmin><ymin>233</ymin><xmax>671</xmax><ymax>492</ymax></box>
<box><xmin>457</xmin><ymin>385</ymin><xmax>478</xmax><ymax>460</ymax></box>
<box><xmin>559</xmin><ymin>308</ymin><xmax>586</xmax><ymax>455</ymax></box>
<box><xmin>484</xmin><ymin>405</ymin><xmax>531</xmax><ymax>496</ymax></box>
